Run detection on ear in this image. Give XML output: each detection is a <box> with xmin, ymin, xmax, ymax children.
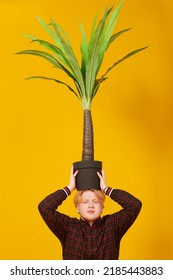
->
<box><xmin>76</xmin><ymin>205</ymin><xmax>80</xmax><ymax>213</ymax></box>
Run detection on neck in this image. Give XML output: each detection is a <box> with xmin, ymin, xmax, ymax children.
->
<box><xmin>80</xmin><ymin>216</ymin><xmax>100</xmax><ymax>226</ymax></box>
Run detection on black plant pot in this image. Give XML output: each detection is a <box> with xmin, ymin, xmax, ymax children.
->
<box><xmin>73</xmin><ymin>160</ymin><xmax>102</xmax><ymax>190</ymax></box>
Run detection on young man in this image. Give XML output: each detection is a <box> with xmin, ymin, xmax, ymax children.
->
<box><xmin>38</xmin><ymin>168</ymin><xmax>142</xmax><ymax>259</ymax></box>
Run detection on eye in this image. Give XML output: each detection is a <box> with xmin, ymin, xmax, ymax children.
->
<box><xmin>83</xmin><ymin>201</ymin><xmax>88</xmax><ymax>204</ymax></box>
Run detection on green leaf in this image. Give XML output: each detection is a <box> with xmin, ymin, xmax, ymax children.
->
<box><xmin>92</xmin><ymin>77</ymin><xmax>108</xmax><ymax>99</ymax></box>
<box><xmin>105</xmin><ymin>2</ymin><xmax>122</xmax><ymax>35</ymax></box>
<box><xmin>49</xmin><ymin>20</ymin><xmax>71</xmax><ymax>46</ymax></box>
<box><xmin>89</xmin><ymin>12</ymin><xmax>98</xmax><ymax>45</ymax></box>
<box><xmin>16</xmin><ymin>49</ymin><xmax>77</xmax><ymax>81</ymax></box>
<box><xmin>31</xmin><ymin>39</ymin><xmax>74</xmax><ymax>72</ymax></box>
<box><xmin>26</xmin><ymin>75</ymin><xmax>80</xmax><ymax>99</ymax></box>
<box><xmin>22</xmin><ymin>34</ymin><xmax>38</xmax><ymax>40</ymax></box>
<box><xmin>17</xmin><ymin>49</ymin><xmax>62</xmax><ymax>67</ymax></box>
<box><xmin>50</xmin><ymin>19</ymin><xmax>86</xmax><ymax>98</ymax></box>
<box><xmin>97</xmin><ymin>2</ymin><xmax>123</xmax><ymax>72</ymax></box>
<box><xmin>36</xmin><ymin>16</ymin><xmax>63</xmax><ymax>48</ymax></box>
<box><xmin>85</xmin><ymin>7</ymin><xmax>110</xmax><ymax>100</ymax></box>
<box><xmin>100</xmin><ymin>46</ymin><xmax>148</xmax><ymax>80</ymax></box>
<box><xmin>80</xmin><ymin>22</ymin><xmax>88</xmax><ymax>77</ymax></box>
<box><xmin>107</xmin><ymin>28</ymin><xmax>131</xmax><ymax>49</ymax></box>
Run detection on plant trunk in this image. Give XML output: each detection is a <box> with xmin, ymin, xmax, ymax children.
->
<box><xmin>82</xmin><ymin>109</ymin><xmax>94</xmax><ymax>161</ymax></box>
<box><xmin>73</xmin><ymin>108</ymin><xmax>102</xmax><ymax>190</ymax></box>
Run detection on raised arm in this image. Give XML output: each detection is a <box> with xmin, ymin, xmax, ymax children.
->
<box><xmin>38</xmin><ymin>168</ymin><xmax>78</xmax><ymax>242</ymax></box>
<box><xmin>97</xmin><ymin>170</ymin><xmax>142</xmax><ymax>238</ymax></box>
<box><xmin>108</xmin><ymin>188</ymin><xmax>142</xmax><ymax>239</ymax></box>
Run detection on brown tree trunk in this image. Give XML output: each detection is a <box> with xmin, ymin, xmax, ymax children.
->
<box><xmin>74</xmin><ymin>109</ymin><xmax>102</xmax><ymax>190</ymax></box>
<box><xmin>82</xmin><ymin>109</ymin><xmax>94</xmax><ymax>161</ymax></box>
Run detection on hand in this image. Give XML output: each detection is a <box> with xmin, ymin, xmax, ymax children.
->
<box><xmin>67</xmin><ymin>167</ymin><xmax>78</xmax><ymax>192</ymax></box>
<box><xmin>97</xmin><ymin>169</ymin><xmax>108</xmax><ymax>192</ymax></box>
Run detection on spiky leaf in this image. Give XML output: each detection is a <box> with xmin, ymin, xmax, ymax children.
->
<box><xmin>100</xmin><ymin>46</ymin><xmax>148</xmax><ymax>80</ymax></box>
<box><xmin>26</xmin><ymin>75</ymin><xmax>79</xmax><ymax>98</ymax></box>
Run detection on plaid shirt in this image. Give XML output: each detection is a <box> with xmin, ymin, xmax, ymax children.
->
<box><xmin>38</xmin><ymin>188</ymin><xmax>142</xmax><ymax>259</ymax></box>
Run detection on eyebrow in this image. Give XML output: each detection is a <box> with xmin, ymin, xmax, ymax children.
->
<box><xmin>82</xmin><ymin>199</ymin><xmax>99</xmax><ymax>202</ymax></box>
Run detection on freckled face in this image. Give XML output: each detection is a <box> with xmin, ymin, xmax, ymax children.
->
<box><xmin>76</xmin><ymin>191</ymin><xmax>103</xmax><ymax>225</ymax></box>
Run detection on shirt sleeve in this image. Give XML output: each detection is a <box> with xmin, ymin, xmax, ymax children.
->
<box><xmin>108</xmin><ymin>188</ymin><xmax>142</xmax><ymax>239</ymax></box>
<box><xmin>38</xmin><ymin>188</ymin><xmax>73</xmax><ymax>243</ymax></box>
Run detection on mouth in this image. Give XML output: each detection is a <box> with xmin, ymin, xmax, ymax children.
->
<box><xmin>87</xmin><ymin>211</ymin><xmax>94</xmax><ymax>214</ymax></box>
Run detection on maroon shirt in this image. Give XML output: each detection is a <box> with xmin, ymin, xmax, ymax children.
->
<box><xmin>38</xmin><ymin>188</ymin><xmax>142</xmax><ymax>259</ymax></box>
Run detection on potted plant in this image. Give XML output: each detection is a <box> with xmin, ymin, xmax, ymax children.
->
<box><xmin>17</xmin><ymin>0</ymin><xmax>147</xmax><ymax>190</ymax></box>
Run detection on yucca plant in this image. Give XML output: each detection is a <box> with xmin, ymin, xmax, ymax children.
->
<box><xmin>17</xmin><ymin>0</ymin><xmax>147</xmax><ymax>189</ymax></box>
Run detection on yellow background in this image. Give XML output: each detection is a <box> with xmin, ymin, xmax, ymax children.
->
<box><xmin>0</xmin><ymin>0</ymin><xmax>173</xmax><ymax>260</ymax></box>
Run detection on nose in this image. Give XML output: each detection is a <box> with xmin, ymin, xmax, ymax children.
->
<box><xmin>89</xmin><ymin>202</ymin><xmax>94</xmax><ymax>208</ymax></box>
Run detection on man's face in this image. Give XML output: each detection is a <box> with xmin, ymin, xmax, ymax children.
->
<box><xmin>76</xmin><ymin>190</ymin><xmax>103</xmax><ymax>225</ymax></box>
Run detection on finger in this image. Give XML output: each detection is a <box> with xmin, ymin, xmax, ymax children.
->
<box><xmin>101</xmin><ymin>169</ymin><xmax>105</xmax><ymax>178</ymax></box>
<box><xmin>97</xmin><ymin>171</ymin><xmax>102</xmax><ymax>179</ymax></box>
<box><xmin>73</xmin><ymin>170</ymin><xmax>78</xmax><ymax>177</ymax></box>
